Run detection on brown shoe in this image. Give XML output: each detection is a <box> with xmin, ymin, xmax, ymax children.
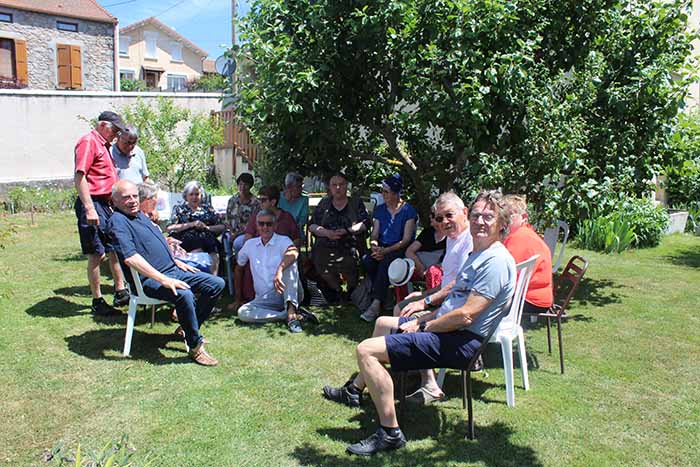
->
<box><xmin>189</xmin><ymin>343</ymin><xmax>218</xmax><ymax>366</ymax></box>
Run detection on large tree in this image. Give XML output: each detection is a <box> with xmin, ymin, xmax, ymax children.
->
<box><xmin>236</xmin><ymin>0</ymin><xmax>693</xmax><ymax>224</ymax></box>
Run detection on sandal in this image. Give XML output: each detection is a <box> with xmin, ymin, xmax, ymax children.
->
<box><xmin>405</xmin><ymin>387</ymin><xmax>444</xmax><ymax>405</ymax></box>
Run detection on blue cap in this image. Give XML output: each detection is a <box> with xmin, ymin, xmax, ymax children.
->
<box><xmin>382</xmin><ymin>174</ymin><xmax>403</xmax><ymax>194</ymax></box>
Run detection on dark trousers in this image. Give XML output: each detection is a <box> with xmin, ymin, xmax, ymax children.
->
<box><xmin>142</xmin><ymin>267</ymin><xmax>225</xmax><ymax>349</ymax></box>
<box><xmin>363</xmin><ymin>249</ymin><xmax>405</xmax><ymax>302</ymax></box>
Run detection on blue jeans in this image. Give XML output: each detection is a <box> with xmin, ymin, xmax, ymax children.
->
<box><xmin>363</xmin><ymin>249</ymin><xmax>405</xmax><ymax>302</ymax></box>
<box><xmin>142</xmin><ymin>267</ymin><xmax>225</xmax><ymax>349</ymax></box>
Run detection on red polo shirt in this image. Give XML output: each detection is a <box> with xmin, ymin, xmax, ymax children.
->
<box><xmin>503</xmin><ymin>224</ymin><xmax>554</xmax><ymax>308</ymax></box>
<box><xmin>74</xmin><ymin>129</ymin><xmax>117</xmax><ymax>196</ymax></box>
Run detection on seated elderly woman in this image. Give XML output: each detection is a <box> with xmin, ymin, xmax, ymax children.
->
<box><xmin>226</xmin><ymin>172</ymin><xmax>260</xmax><ymax>253</ymax></box>
<box><xmin>278</xmin><ymin>172</ymin><xmax>309</xmax><ymax>240</ymax></box>
<box><xmin>166</xmin><ymin>181</ymin><xmax>226</xmax><ymax>275</ymax></box>
<box><xmin>360</xmin><ymin>174</ymin><xmax>418</xmax><ymax>322</ymax></box>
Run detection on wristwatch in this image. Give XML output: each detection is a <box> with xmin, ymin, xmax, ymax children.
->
<box><xmin>423</xmin><ymin>295</ymin><xmax>432</xmax><ymax>307</ymax></box>
<box><xmin>419</xmin><ymin>321</ymin><xmax>427</xmax><ymax>332</ymax></box>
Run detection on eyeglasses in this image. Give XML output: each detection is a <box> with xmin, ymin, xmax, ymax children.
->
<box><xmin>257</xmin><ymin>221</ymin><xmax>274</xmax><ymax>227</ymax></box>
<box><xmin>469</xmin><ymin>212</ymin><xmax>496</xmax><ymax>223</ymax></box>
<box><xmin>434</xmin><ymin>212</ymin><xmax>455</xmax><ymax>223</ymax></box>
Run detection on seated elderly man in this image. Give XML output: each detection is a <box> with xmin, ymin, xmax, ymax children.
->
<box><xmin>108</xmin><ymin>180</ymin><xmax>225</xmax><ymax>366</ymax></box>
<box><xmin>235</xmin><ymin>209</ymin><xmax>318</xmax><ymax>333</ymax></box>
<box><xmin>309</xmin><ymin>172</ymin><xmax>370</xmax><ymax>303</ymax></box>
<box><xmin>322</xmin><ymin>191</ymin><xmax>516</xmax><ymax>456</ymax></box>
<box><xmin>503</xmin><ymin>195</ymin><xmax>553</xmax><ymax>314</ymax></box>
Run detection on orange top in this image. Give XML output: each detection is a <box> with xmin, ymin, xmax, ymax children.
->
<box><xmin>503</xmin><ymin>224</ymin><xmax>553</xmax><ymax>308</ymax></box>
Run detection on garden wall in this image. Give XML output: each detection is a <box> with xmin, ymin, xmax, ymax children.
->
<box><xmin>0</xmin><ymin>89</ymin><xmax>222</xmax><ymax>190</ymax></box>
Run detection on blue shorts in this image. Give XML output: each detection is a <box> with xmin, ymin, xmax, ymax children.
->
<box><xmin>385</xmin><ymin>316</ymin><xmax>483</xmax><ymax>371</ymax></box>
<box><xmin>75</xmin><ymin>196</ymin><xmax>114</xmax><ymax>256</ymax></box>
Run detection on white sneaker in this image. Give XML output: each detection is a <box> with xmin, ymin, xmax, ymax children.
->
<box><xmin>360</xmin><ymin>307</ymin><xmax>379</xmax><ymax>322</ymax></box>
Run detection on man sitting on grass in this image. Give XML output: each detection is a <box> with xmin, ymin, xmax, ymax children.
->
<box><xmin>234</xmin><ymin>209</ymin><xmax>318</xmax><ymax>333</ymax></box>
<box><xmin>108</xmin><ymin>180</ymin><xmax>225</xmax><ymax>366</ymax></box>
<box><xmin>322</xmin><ymin>191</ymin><xmax>515</xmax><ymax>456</ymax></box>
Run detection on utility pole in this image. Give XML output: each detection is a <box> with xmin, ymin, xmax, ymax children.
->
<box><xmin>231</xmin><ymin>0</ymin><xmax>236</xmax><ymax>92</ymax></box>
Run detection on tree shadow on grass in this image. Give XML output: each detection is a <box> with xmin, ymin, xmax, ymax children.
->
<box><xmin>26</xmin><ymin>296</ymin><xmax>90</xmax><ymax>318</ymax></box>
<box><xmin>295</xmin><ymin>407</ymin><xmax>541</xmax><ymax>467</ymax></box>
<box><xmin>65</xmin><ymin>328</ymin><xmax>190</xmax><ymax>365</ymax></box>
<box><xmin>53</xmin><ymin>285</ymin><xmax>114</xmax><ymax>297</ymax></box>
<box><xmin>569</xmin><ymin>277</ymin><xmax>624</xmax><ymax>308</ymax></box>
<box><xmin>663</xmin><ymin>247</ymin><xmax>700</xmax><ymax>269</ymax></box>
<box><xmin>52</xmin><ymin>252</ymin><xmax>85</xmax><ymax>262</ymax></box>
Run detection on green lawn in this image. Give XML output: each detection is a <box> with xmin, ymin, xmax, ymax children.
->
<box><xmin>1</xmin><ymin>212</ymin><xmax>699</xmax><ymax>466</ymax></box>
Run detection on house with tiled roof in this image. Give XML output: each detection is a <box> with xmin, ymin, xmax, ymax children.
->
<box><xmin>119</xmin><ymin>17</ymin><xmax>209</xmax><ymax>91</ymax></box>
<box><xmin>0</xmin><ymin>0</ymin><xmax>118</xmax><ymax>90</ymax></box>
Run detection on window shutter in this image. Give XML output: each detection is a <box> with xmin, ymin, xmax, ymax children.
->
<box><xmin>14</xmin><ymin>39</ymin><xmax>27</xmax><ymax>85</ymax></box>
<box><xmin>70</xmin><ymin>45</ymin><xmax>81</xmax><ymax>89</ymax></box>
<box><xmin>56</xmin><ymin>44</ymin><xmax>71</xmax><ymax>88</ymax></box>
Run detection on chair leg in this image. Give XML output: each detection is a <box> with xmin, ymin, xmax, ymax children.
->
<box><xmin>464</xmin><ymin>370</ymin><xmax>475</xmax><ymax>440</ymax></box>
<box><xmin>436</xmin><ymin>368</ymin><xmax>447</xmax><ymax>389</ymax></box>
<box><xmin>123</xmin><ymin>300</ymin><xmax>137</xmax><ymax>357</ymax></box>
<box><xmin>557</xmin><ymin>316</ymin><xmax>565</xmax><ymax>374</ymax></box>
<box><xmin>225</xmin><ymin>254</ymin><xmax>235</xmax><ymax>296</ymax></box>
<box><xmin>150</xmin><ymin>305</ymin><xmax>155</xmax><ymax>328</ymax></box>
<box><xmin>517</xmin><ymin>328</ymin><xmax>530</xmax><ymax>391</ymax></box>
<box><xmin>500</xmin><ymin>338</ymin><xmax>515</xmax><ymax>407</ymax></box>
<box><xmin>546</xmin><ymin>317</ymin><xmax>552</xmax><ymax>354</ymax></box>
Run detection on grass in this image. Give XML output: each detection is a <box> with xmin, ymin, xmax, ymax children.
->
<box><xmin>1</xmin><ymin>212</ymin><xmax>699</xmax><ymax>466</ymax></box>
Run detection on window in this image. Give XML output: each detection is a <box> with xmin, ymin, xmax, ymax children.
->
<box><xmin>0</xmin><ymin>38</ymin><xmax>27</xmax><ymax>86</ymax></box>
<box><xmin>170</xmin><ymin>41</ymin><xmax>182</xmax><ymax>62</ymax></box>
<box><xmin>0</xmin><ymin>12</ymin><xmax>12</xmax><ymax>23</ymax></box>
<box><xmin>144</xmin><ymin>31</ymin><xmax>157</xmax><ymax>59</ymax></box>
<box><xmin>56</xmin><ymin>44</ymin><xmax>81</xmax><ymax>89</ymax></box>
<box><xmin>120</xmin><ymin>69</ymin><xmax>135</xmax><ymax>81</ymax></box>
<box><xmin>57</xmin><ymin>21</ymin><xmax>78</xmax><ymax>32</ymax></box>
<box><xmin>167</xmin><ymin>74</ymin><xmax>187</xmax><ymax>91</ymax></box>
<box><xmin>119</xmin><ymin>36</ymin><xmax>130</xmax><ymax>56</ymax></box>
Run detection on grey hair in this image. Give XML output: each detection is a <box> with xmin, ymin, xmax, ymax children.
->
<box><xmin>138</xmin><ymin>181</ymin><xmax>159</xmax><ymax>201</ymax></box>
<box><xmin>120</xmin><ymin>125</ymin><xmax>138</xmax><ymax>139</ymax></box>
<box><xmin>470</xmin><ymin>190</ymin><xmax>511</xmax><ymax>239</ymax></box>
<box><xmin>433</xmin><ymin>191</ymin><xmax>465</xmax><ymax>212</ymax></box>
<box><xmin>284</xmin><ymin>172</ymin><xmax>304</xmax><ymax>187</ymax></box>
<box><xmin>256</xmin><ymin>208</ymin><xmax>278</xmax><ymax>222</ymax></box>
<box><xmin>182</xmin><ymin>180</ymin><xmax>204</xmax><ymax>199</ymax></box>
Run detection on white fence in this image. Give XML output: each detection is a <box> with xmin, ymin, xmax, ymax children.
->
<box><xmin>0</xmin><ymin>89</ymin><xmax>222</xmax><ymax>185</ymax></box>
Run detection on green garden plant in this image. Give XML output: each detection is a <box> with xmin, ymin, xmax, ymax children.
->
<box><xmin>5</xmin><ymin>185</ymin><xmax>76</xmax><ymax>213</ymax></box>
<box><xmin>577</xmin><ymin>213</ymin><xmax>637</xmax><ymax>254</ymax></box>
<box><xmin>120</xmin><ymin>79</ymin><xmax>148</xmax><ymax>92</ymax></box>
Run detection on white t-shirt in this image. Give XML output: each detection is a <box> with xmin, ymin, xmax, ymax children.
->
<box><xmin>441</xmin><ymin>228</ymin><xmax>473</xmax><ymax>288</ymax></box>
<box><xmin>237</xmin><ymin>233</ymin><xmax>293</xmax><ymax>297</ymax></box>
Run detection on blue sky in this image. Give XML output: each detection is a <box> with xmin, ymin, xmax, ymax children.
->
<box><xmin>104</xmin><ymin>0</ymin><xmax>250</xmax><ymax>59</ymax></box>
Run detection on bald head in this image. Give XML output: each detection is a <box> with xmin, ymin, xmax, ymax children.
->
<box><xmin>112</xmin><ymin>180</ymin><xmax>140</xmax><ymax>215</ymax></box>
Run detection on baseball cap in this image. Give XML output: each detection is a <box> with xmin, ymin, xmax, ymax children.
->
<box><xmin>97</xmin><ymin>111</ymin><xmax>126</xmax><ymax>131</ymax></box>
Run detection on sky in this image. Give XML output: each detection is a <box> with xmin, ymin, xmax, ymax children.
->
<box><xmin>103</xmin><ymin>0</ymin><xmax>250</xmax><ymax>59</ymax></box>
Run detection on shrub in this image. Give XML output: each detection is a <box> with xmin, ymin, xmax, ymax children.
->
<box><xmin>665</xmin><ymin>111</ymin><xmax>700</xmax><ymax>206</ymax></box>
<box><xmin>5</xmin><ymin>186</ymin><xmax>76</xmax><ymax>213</ymax></box>
<box><xmin>618</xmin><ymin>197</ymin><xmax>670</xmax><ymax>248</ymax></box>
<box><xmin>577</xmin><ymin>214</ymin><xmax>637</xmax><ymax>254</ymax></box>
<box><xmin>120</xmin><ymin>79</ymin><xmax>148</xmax><ymax>92</ymax></box>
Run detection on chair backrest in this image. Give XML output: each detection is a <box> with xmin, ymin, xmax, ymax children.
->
<box><xmin>543</xmin><ymin>220</ymin><xmax>570</xmax><ymax>273</ymax></box>
<box><xmin>128</xmin><ymin>265</ymin><xmax>147</xmax><ymax>298</ymax></box>
<box><xmin>553</xmin><ymin>255</ymin><xmax>589</xmax><ymax>316</ymax></box>
<box><xmin>500</xmin><ymin>255</ymin><xmax>539</xmax><ymax>329</ymax></box>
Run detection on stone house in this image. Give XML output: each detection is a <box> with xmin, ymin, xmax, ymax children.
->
<box><xmin>0</xmin><ymin>0</ymin><xmax>118</xmax><ymax>91</ymax></box>
<box><xmin>119</xmin><ymin>17</ymin><xmax>208</xmax><ymax>91</ymax></box>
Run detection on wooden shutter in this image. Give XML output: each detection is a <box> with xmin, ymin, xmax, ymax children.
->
<box><xmin>56</xmin><ymin>44</ymin><xmax>71</xmax><ymax>88</ymax></box>
<box><xmin>14</xmin><ymin>39</ymin><xmax>28</xmax><ymax>85</ymax></box>
<box><xmin>69</xmin><ymin>45</ymin><xmax>81</xmax><ymax>89</ymax></box>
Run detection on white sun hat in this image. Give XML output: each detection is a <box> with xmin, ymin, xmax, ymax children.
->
<box><xmin>388</xmin><ymin>258</ymin><xmax>415</xmax><ymax>287</ymax></box>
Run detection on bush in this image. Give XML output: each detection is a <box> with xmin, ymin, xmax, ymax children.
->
<box><xmin>577</xmin><ymin>214</ymin><xmax>637</xmax><ymax>254</ymax></box>
<box><xmin>5</xmin><ymin>186</ymin><xmax>76</xmax><ymax>213</ymax></box>
<box><xmin>120</xmin><ymin>78</ymin><xmax>148</xmax><ymax>92</ymax></box>
<box><xmin>619</xmin><ymin>197</ymin><xmax>670</xmax><ymax>248</ymax></box>
<box><xmin>189</xmin><ymin>74</ymin><xmax>227</xmax><ymax>92</ymax></box>
<box><xmin>665</xmin><ymin>111</ymin><xmax>700</xmax><ymax>206</ymax></box>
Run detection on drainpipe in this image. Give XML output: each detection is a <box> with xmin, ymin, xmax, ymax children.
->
<box><xmin>114</xmin><ymin>21</ymin><xmax>120</xmax><ymax>91</ymax></box>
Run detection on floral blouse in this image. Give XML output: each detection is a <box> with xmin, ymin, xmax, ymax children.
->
<box><xmin>226</xmin><ymin>193</ymin><xmax>260</xmax><ymax>235</ymax></box>
<box><xmin>169</xmin><ymin>202</ymin><xmax>221</xmax><ymax>242</ymax></box>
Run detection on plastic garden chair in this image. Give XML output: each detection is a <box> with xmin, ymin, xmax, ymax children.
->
<box><xmin>523</xmin><ymin>255</ymin><xmax>589</xmax><ymax>374</ymax></box>
<box><xmin>123</xmin><ymin>266</ymin><xmax>168</xmax><ymax>357</ymax></box>
<box><xmin>543</xmin><ymin>220</ymin><xmax>570</xmax><ymax>273</ymax></box>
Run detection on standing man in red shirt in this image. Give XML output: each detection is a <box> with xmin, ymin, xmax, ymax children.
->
<box><xmin>74</xmin><ymin>111</ymin><xmax>129</xmax><ymax>316</ymax></box>
<box><xmin>503</xmin><ymin>195</ymin><xmax>553</xmax><ymax>314</ymax></box>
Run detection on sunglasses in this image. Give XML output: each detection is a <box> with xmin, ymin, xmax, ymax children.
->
<box><xmin>257</xmin><ymin>221</ymin><xmax>274</xmax><ymax>227</ymax></box>
<box><xmin>434</xmin><ymin>212</ymin><xmax>455</xmax><ymax>223</ymax></box>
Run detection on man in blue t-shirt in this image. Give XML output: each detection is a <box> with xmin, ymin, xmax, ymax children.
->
<box><xmin>108</xmin><ymin>180</ymin><xmax>224</xmax><ymax>366</ymax></box>
<box><xmin>322</xmin><ymin>191</ymin><xmax>516</xmax><ymax>456</ymax></box>
<box><xmin>111</xmin><ymin>126</ymin><xmax>149</xmax><ymax>184</ymax></box>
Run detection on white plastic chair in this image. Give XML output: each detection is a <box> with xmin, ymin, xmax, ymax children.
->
<box><xmin>488</xmin><ymin>254</ymin><xmax>538</xmax><ymax>407</ymax></box>
<box><xmin>123</xmin><ymin>266</ymin><xmax>168</xmax><ymax>357</ymax></box>
<box><xmin>543</xmin><ymin>220</ymin><xmax>569</xmax><ymax>273</ymax></box>
<box><xmin>435</xmin><ymin>255</ymin><xmax>538</xmax><ymax>407</ymax></box>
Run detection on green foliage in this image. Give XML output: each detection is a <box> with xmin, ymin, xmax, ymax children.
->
<box><xmin>119</xmin><ymin>97</ymin><xmax>224</xmax><ymax>191</ymax></box>
<box><xmin>120</xmin><ymin>79</ymin><xmax>148</xmax><ymax>92</ymax></box>
<box><xmin>237</xmin><ymin>0</ymin><xmax>695</xmax><ymax>223</ymax></box>
<box><xmin>0</xmin><ymin>216</ymin><xmax>17</xmax><ymax>249</ymax></box>
<box><xmin>4</xmin><ymin>185</ymin><xmax>76</xmax><ymax>213</ymax></box>
<box><xmin>189</xmin><ymin>74</ymin><xmax>228</xmax><ymax>92</ymax></box>
<box><xmin>665</xmin><ymin>110</ymin><xmax>700</xmax><ymax>206</ymax></box>
<box><xmin>577</xmin><ymin>196</ymin><xmax>669</xmax><ymax>252</ymax></box>
<box><xmin>46</xmin><ymin>434</ymin><xmax>152</xmax><ymax>467</ymax></box>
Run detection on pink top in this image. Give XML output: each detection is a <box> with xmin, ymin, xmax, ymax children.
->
<box><xmin>74</xmin><ymin>129</ymin><xmax>117</xmax><ymax>196</ymax></box>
